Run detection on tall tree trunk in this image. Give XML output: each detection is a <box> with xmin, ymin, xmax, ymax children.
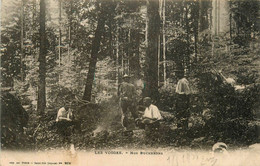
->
<box><xmin>194</xmin><ymin>1</ymin><xmax>199</xmax><ymax>63</ymax></box>
<box><xmin>58</xmin><ymin>0</ymin><xmax>62</xmax><ymax>65</ymax></box>
<box><xmin>68</xmin><ymin>0</ymin><xmax>72</xmax><ymax>61</ymax></box>
<box><xmin>121</xmin><ymin>30</ymin><xmax>124</xmax><ymax>76</ymax></box>
<box><xmin>213</xmin><ymin>0</ymin><xmax>218</xmax><ymax>35</ymax></box>
<box><xmin>108</xmin><ymin>14</ymin><xmax>113</xmax><ymax>59</ymax></box>
<box><xmin>129</xmin><ymin>29</ymin><xmax>141</xmax><ymax>79</ymax></box>
<box><xmin>229</xmin><ymin>1</ymin><xmax>232</xmax><ymax>40</ymax></box>
<box><xmin>199</xmin><ymin>0</ymin><xmax>209</xmax><ymax>32</ymax></box>
<box><xmin>82</xmin><ymin>2</ymin><xmax>107</xmax><ymax>101</ymax></box>
<box><xmin>144</xmin><ymin>0</ymin><xmax>160</xmax><ymax>100</ymax></box>
<box><xmin>127</xmin><ymin>29</ymin><xmax>130</xmax><ymax>74</ymax></box>
<box><xmin>212</xmin><ymin>0</ymin><xmax>217</xmax><ymax>57</ymax></box>
<box><xmin>162</xmin><ymin>0</ymin><xmax>166</xmax><ymax>85</ymax></box>
<box><xmin>185</xmin><ymin>3</ymin><xmax>190</xmax><ymax>74</ymax></box>
<box><xmin>145</xmin><ymin>7</ymin><xmax>148</xmax><ymax>47</ymax></box>
<box><xmin>116</xmin><ymin>26</ymin><xmax>120</xmax><ymax>92</ymax></box>
<box><xmin>20</xmin><ymin>0</ymin><xmax>24</xmax><ymax>81</ymax></box>
<box><xmin>157</xmin><ymin>32</ymin><xmax>160</xmax><ymax>86</ymax></box>
<box><xmin>37</xmin><ymin>0</ymin><xmax>46</xmax><ymax>113</ymax></box>
<box><xmin>32</xmin><ymin>0</ymin><xmax>37</xmax><ymax>60</ymax></box>
<box><xmin>217</xmin><ymin>0</ymin><xmax>220</xmax><ymax>34</ymax></box>
<box><xmin>58</xmin><ymin>0</ymin><xmax>62</xmax><ymax>83</ymax></box>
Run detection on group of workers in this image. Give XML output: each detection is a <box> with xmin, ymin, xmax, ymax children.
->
<box><xmin>119</xmin><ymin>74</ymin><xmax>164</xmax><ymax>132</ymax></box>
<box><xmin>119</xmin><ymin>74</ymin><xmax>192</xmax><ymax>133</ymax></box>
<box><xmin>55</xmin><ymin>74</ymin><xmax>191</xmax><ymax>140</ymax></box>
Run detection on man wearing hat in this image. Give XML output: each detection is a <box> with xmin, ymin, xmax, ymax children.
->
<box><xmin>119</xmin><ymin>74</ymin><xmax>139</xmax><ymax>130</ymax></box>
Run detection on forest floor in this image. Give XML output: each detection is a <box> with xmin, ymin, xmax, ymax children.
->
<box><xmin>24</xmin><ymin>101</ymin><xmax>259</xmax><ymax>152</ymax></box>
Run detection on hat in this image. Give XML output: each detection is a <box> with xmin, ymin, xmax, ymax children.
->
<box><xmin>212</xmin><ymin>142</ymin><xmax>227</xmax><ymax>153</ymax></box>
<box><xmin>123</xmin><ymin>74</ymin><xmax>130</xmax><ymax>78</ymax></box>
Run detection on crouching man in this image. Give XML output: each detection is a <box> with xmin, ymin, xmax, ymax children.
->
<box><xmin>137</xmin><ymin>97</ymin><xmax>163</xmax><ymax>130</ymax></box>
<box><xmin>56</xmin><ymin>105</ymin><xmax>73</xmax><ymax>122</ymax></box>
<box><xmin>56</xmin><ymin>102</ymin><xmax>80</xmax><ymax>143</ymax></box>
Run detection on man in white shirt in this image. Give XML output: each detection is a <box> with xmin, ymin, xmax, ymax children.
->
<box><xmin>175</xmin><ymin>77</ymin><xmax>191</xmax><ymax>129</ymax></box>
<box><xmin>143</xmin><ymin>97</ymin><xmax>163</xmax><ymax>121</ymax></box>
<box><xmin>56</xmin><ymin>103</ymin><xmax>76</xmax><ymax>143</ymax></box>
<box><xmin>56</xmin><ymin>106</ymin><xmax>73</xmax><ymax>122</ymax></box>
<box><xmin>137</xmin><ymin>97</ymin><xmax>163</xmax><ymax>130</ymax></box>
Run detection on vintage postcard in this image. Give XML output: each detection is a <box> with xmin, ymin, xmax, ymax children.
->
<box><xmin>1</xmin><ymin>0</ymin><xmax>260</xmax><ymax>165</ymax></box>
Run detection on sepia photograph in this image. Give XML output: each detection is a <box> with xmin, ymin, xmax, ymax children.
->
<box><xmin>1</xmin><ymin>0</ymin><xmax>260</xmax><ymax>165</ymax></box>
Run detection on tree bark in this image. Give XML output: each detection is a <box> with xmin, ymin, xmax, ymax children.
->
<box><xmin>20</xmin><ymin>0</ymin><xmax>24</xmax><ymax>81</ymax></box>
<box><xmin>129</xmin><ymin>29</ymin><xmax>141</xmax><ymax>79</ymax></box>
<box><xmin>37</xmin><ymin>0</ymin><xmax>46</xmax><ymax>113</ymax></box>
<box><xmin>32</xmin><ymin>0</ymin><xmax>37</xmax><ymax>60</ymax></box>
<box><xmin>59</xmin><ymin>0</ymin><xmax>62</xmax><ymax>65</ymax></box>
<box><xmin>162</xmin><ymin>0</ymin><xmax>166</xmax><ymax>85</ymax></box>
<box><xmin>217</xmin><ymin>0</ymin><xmax>220</xmax><ymax>35</ymax></box>
<box><xmin>144</xmin><ymin>0</ymin><xmax>160</xmax><ymax>100</ymax></box>
<box><xmin>199</xmin><ymin>0</ymin><xmax>209</xmax><ymax>32</ymax></box>
<box><xmin>82</xmin><ymin>2</ymin><xmax>107</xmax><ymax>101</ymax></box>
<box><xmin>194</xmin><ymin>1</ymin><xmax>199</xmax><ymax>63</ymax></box>
<box><xmin>229</xmin><ymin>1</ymin><xmax>232</xmax><ymax>40</ymax></box>
<box><xmin>185</xmin><ymin>3</ymin><xmax>190</xmax><ymax>74</ymax></box>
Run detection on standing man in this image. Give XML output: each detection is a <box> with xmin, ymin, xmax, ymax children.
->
<box><xmin>119</xmin><ymin>74</ymin><xmax>138</xmax><ymax>130</ymax></box>
<box><xmin>175</xmin><ymin>77</ymin><xmax>191</xmax><ymax>129</ymax></box>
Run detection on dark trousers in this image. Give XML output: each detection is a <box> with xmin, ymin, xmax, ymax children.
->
<box><xmin>176</xmin><ymin>94</ymin><xmax>190</xmax><ymax>129</ymax></box>
<box><xmin>121</xmin><ymin>100</ymin><xmax>138</xmax><ymax>129</ymax></box>
<box><xmin>137</xmin><ymin>119</ymin><xmax>160</xmax><ymax>130</ymax></box>
<box><xmin>136</xmin><ymin>120</ymin><xmax>160</xmax><ymax>142</ymax></box>
<box><xmin>121</xmin><ymin>100</ymin><xmax>138</xmax><ymax>119</ymax></box>
<box><xmin>56</xmin><ymin>120</ymin><xmax>81</xmax><ymax>143</ymax></box>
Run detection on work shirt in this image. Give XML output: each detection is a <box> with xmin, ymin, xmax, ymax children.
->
<box><xmin>56</xmin><ymin>107</ymin><xmax>72</xmax><ymax>122</ymax></box>
<box><xmin>143</xmin><ymin>104</ymin><xmax>163</xmax><ymax>120</ymax></box>
<box><xmin>176</xmin><ymin>78</ymin><xmax>191</xmax><ymax>95</ymax></box>
<box><xmin>119</xmin><ymin>82</ymin><xmax>137</xmax><ymax>101</ymax></box>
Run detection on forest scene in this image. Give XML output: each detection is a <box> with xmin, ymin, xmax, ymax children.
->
<box><xmin>1</xmin><ymin>0</ymin><xmax>260</xmax><ymax>153</ymax></box>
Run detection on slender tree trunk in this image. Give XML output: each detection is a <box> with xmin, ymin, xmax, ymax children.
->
<box><xmin>37</xmin><ymin>0</ymin><xmax>46</xmax><ymax>113</ymax></box>
<box><xmin>217</xmin><ymin>0</ymin><xmax>220</xmax><ymax>34</ymax></box>
<box><xmin>145</xmin><ymin>7</ymin><xmax>148</xmax><ymax>47</ymax></box>
<box><xmin>121</xmin><ymin>30</ymin><xmax>124</xmax><ymax>75</ymax></box>
<box><xmin>136</xmin><ymin>30</ymin><xmax>141</xmax><ymax>79</ymax></box>
<box><xmin>116</xmin><ymin>26</ymin><xmax>119</xmax><ymax>90</ymax></box>
<box><xmin>59</xmin><ymin>0</ymin><xmax>62</xmax><ymax>66</ymax></box>
<box><xmin>127</xmin><ymin>29</ymin><xmax>130</xmax><ymax>74</ymax></box>
<box><xmin>185</xmin><ymin>3</ymin><xmax>190</xmax><ymax>74</ymax></box>
<box><xmin>82</xmin><ymin>2</ymin><xmax>107</xmax><ymax>101</ymax></box>
<box><xmin>158</xmin><ymin>31</ymin><xmax>160</xmax><ymax>86</ymax></box>
<box><xmin>32</xmin><ymin>0</ymin><xmax>37</xmax><ymax>60</ymax></box>
<box><xmin>158</xmin><ymin>0</ymin><xmax>162</xmax><ymax>86</ymax></box>
<box><xmin>212</xmin><ymin>0</ymin><xmax>216</xmax><ymax>57</ymax></box>
<box><xmin>194</xmin><ymin>1</ymin><xmax>199</xmax><ymax>63</ymax></box>
<box><xmin>162</xmin><ymin>0</ymin><xmax>166</xmax><ymax>85</ymax></box>
<box><xmin>68</xmin><ymin>0</ymin><xmax>72</xmax><ymax>61</ymax></box>
<box><xmin>20</xmin><ymin>0</ymin><xmax>24</xmax><ymax>81</ymax></box>
<box><xmin>144</xmin><ymin>0</ymin><xmax>160</xmax><ymax>100</ymax></box>
<box><xmin>199</xmin><ymin>0</ymin><xmax>205</xmax><ymax>32</ymax></box>
<box><xmin>108</xmin><ymin>8</ymin><xmax>113</xmax><ymax>60</ymax></box>
<box><xmin>229</xmin><ymin>1</ymin><xmax>232</xmax><ymax>40</ymax></box>
<box><xmin>214</xmin><ymin>0</ymin><xmax>218</xmax><ymax>35</ymax></box>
